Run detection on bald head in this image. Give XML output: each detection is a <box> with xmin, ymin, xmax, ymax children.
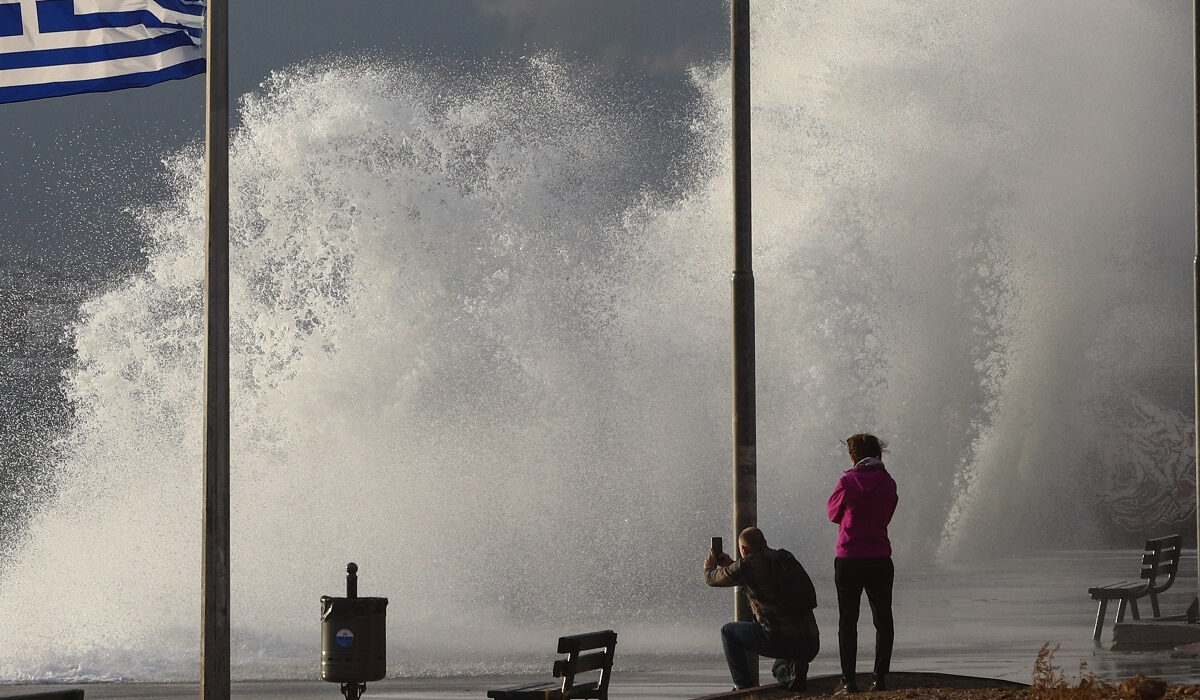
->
<box><xmin>738</xmin><ymin>526</ymin><xmax>767</xmax><ymax>554</ymax></box>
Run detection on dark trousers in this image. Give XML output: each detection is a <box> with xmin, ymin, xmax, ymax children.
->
<box><xmin>719</xmin><ymin>621</ymin><xmax>820</xmax><ymax>690</ymax></box>
<box><xmin>834</xmin><ymin>556</ymin><xmax>894</xmax><ymax>682</ymax></box>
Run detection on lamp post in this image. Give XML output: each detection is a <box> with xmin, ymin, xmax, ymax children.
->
<box><xmin>730</xmin><ymin>0</ymin><xmax>758</xmax><ymax>685</ymax></box>
<box><xmin>1192</xmin><ymin>0</ymin><xmax>1199</xmax><ymax>605</ymax></box>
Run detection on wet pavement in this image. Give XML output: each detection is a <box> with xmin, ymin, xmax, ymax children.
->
<box><xmin>3</xmin><ymin>551</ymin><xmax>1198</xmax><ymax>699</ymax></box>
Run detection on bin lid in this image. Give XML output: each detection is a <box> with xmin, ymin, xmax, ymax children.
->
<box><xmin>321</xmin><ymin>596</ymin><xmax>388</xmax><ymax>619</ymax></box>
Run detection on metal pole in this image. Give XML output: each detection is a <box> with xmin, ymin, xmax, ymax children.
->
<box><xmin>1193</xmin><ymin>0</ymin><xmax>1199</xmax><ymax>604</ymax></box>
<box><xmin>731</xmin><ymin>0</ymin><xmax>758</xmax><ymax>684</ymax></box>
<box><xmin>202</xmin><ymin>0</ymin><xmax>230</xmax><ymax>698</ymax></box>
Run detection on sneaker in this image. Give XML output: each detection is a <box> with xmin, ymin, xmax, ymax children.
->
<box><xmin>869</xmin><ymin>674</ymin><xmax>887</xmax><ymax>691</ymax></box>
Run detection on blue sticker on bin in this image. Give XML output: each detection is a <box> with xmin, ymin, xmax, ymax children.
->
<box><xmin>336</xmin><ymin>629</ymin><xmax>354</xmax><ymax>648</ymax></box>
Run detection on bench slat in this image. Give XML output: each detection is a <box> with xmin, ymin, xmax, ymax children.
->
<box><xmin>1090</xmin><ymin>581</ymin><xmax>1143</xmax><ymax>590</ymax></box>
<box><xmin>1090</xmin><ymin>589</ymin><xmax>1147</xmax><ymax>600</ymax></box>
<box><xmin>1143</xmin><ymin>564</ymin><xmax>1179</xmax><ymax>580</ymax></box>
<box><xmin>1089</xmin><ymin>582</ymin><xmax>1145</xmax><ymax>596</ymax></box>
<box><xmin>486</xmin><ymin>682</ymin><xmax>558</xmax><ymax>700</ymax></box>
<box><xmin>1142</xmin><ymin>558</ymin><xmax>1181</xmax><ymax>571</ymax></box>
<box><xmin>485</xmin><ymin>691</ymin><xmax>557</xmax><ymax>700</ymax></box>
<box><xmin>556</xmin><ymin>630</ymin><xmax>617</xmax><ymax>655</ymax></box>
<box><xmin>553</xmin><ymin>650</ymin><xmax>612</xmax><ymax>677</ymax></box>
<box><xmin>561</xmin><ymin>680</ymin><xmax>600</xmax><ymax>698</ymax></box>
<box><xmin>489</xmin><ymin>682</ymin><xmax>558</xmax><ymax>692</ymax></box>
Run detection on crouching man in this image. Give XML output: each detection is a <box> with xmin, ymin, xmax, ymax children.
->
<box><xmin>704</xmin><ymin>526</ymin><xmax>820</xmax><ymax>691</ymax></box>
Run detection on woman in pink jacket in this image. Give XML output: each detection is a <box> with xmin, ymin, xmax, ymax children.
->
<box><xmin>827</xmin><ymin>433</ymin><xmax>898</xmax><ymax>694</ymax></box>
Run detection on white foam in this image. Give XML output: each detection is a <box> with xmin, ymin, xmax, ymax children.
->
<box><xmin>0</xmin><ymin>0</ymin><xmax>1190</xmax><ymax>681</ymax></box>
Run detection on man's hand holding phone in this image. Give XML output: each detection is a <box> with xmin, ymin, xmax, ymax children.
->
<box><xmin>705</xmin><ymin>536</ymin><xmax>734</xmax><ymax>568</ymax></box>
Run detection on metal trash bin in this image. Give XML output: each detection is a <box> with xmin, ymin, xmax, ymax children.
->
<box><xmin>321</xmin><ymin>563</ymin><xmax>387</xmax><ymax>697</ymax></box>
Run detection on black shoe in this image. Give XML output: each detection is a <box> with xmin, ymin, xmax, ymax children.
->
<box><xmin>772</xmin><ymin>659</ymin><xmax>807</xmax><ymax>692</ymax></box>
<box><xmin>869</xmin><ymin>674</ymin><xmax>887</xmax><ymax>691</ymax></box>
<box><xmin>834</xmin><ymin>678</ymin><xmax>860</xmax><ymax>695</ymax></box>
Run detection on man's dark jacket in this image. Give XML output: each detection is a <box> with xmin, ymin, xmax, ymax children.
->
<box><xmin>704</xmin><ymin>547</ymin><xmax>819</xmax><ymax>639</ymax></box>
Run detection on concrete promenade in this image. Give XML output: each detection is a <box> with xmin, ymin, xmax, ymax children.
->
<box><xmin>3</xmin><ymin>652</ymin><xmax>1200</xmax><ymax>700</ymax></box>
<box><xmin>0</xmin><ymin>669</ymin><xmax>730</xmax><ymax>700</ymax></box>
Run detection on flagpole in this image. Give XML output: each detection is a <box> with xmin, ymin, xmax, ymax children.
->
<box><xmin>202</xmin><ymin>0</ymin><xmax>231</xmax><ymax>698</ymax></box>
<box><xmin>730</xmin><ymin>0</ymin><xmax>758</xmax><ymax>686</ymax></box>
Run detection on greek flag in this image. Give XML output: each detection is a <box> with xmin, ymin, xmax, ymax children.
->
<box><xmin>0</xmin><ymin>0</ymin><xmax>204</xmax><ymax>103</ymax></box>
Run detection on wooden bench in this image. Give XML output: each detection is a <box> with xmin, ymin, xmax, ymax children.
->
<box><xmin>1087</xmin><ymin>534</ymin><xmax>1183</xmax><ymax>640</ymax></box>
<box><xmin>486</xmin><ymin>630</ymin><xmax>616</xmax><ymax>700</ymax></box>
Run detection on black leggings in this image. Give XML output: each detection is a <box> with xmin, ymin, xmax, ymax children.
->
<box><xmin>834</xmin><ymin>557</ymin><xmax>894</xmax><ymax>681</ymax></box>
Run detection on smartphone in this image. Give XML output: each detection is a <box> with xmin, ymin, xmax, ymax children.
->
<box><xmin>711</xmin><ymin>536</ymin><xmax>723</xmax><ymax>557</ymax></box>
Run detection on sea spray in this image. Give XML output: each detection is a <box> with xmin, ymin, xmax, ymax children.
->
<box><xmin>0</xmin><ymin>55</ymin><xmax>729</xmax><ymax>680</ymax></box>
<box><xmin>0</xmin><ymin>0</ymin><xmax>1191</xmax><ymax>681</ymax></box>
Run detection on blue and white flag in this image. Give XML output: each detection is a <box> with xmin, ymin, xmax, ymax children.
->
<box><xmin>0</xmin><ymin>0</ymin><xmax>204</xmax><ymax>103</ymax></box>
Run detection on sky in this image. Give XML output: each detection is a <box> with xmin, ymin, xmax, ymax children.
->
<box><xmin>0</xmin><ymin>0</ymin><xmax>730</xmax><ymax>267</ymax></box>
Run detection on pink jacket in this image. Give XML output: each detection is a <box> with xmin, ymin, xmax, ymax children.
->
<box><xmin>827</xmin><ymin>457</ymin><xmax>898</xmax><ymax>558</ymax></box>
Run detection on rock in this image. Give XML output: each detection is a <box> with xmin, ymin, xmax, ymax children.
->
<box><xmin>1118</xmin><ymin>674</ymin><xmax>1167</xmax><ymax>699</ymax></box>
